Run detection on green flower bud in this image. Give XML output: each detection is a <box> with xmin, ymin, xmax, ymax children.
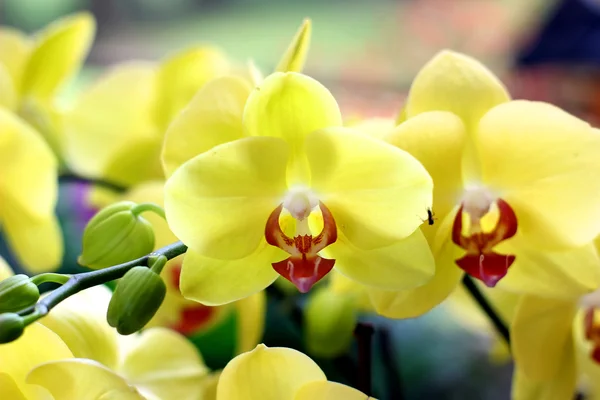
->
<box><xmin>0</xmin><ymin>275</ymin><xmax>40</xmax><ymax>313</ymax></box>
<box><xmin>305</xmin><ymin>288</ymin><xmax>357</xmax><ymax>358</ymax></box>
<box><xmin>107</xmin><ymin>266</ymin><xmax>166</xmax><ymax>335</ymax></box>
<box><xmin>0</xmin><ymin>313</ymin><xmax>25</xmax><ymax>343</ymax></box>
<box><xmin>79</xmin><ymin>201</ymin><xmax>155</xmax><ymax>269</ymax></box>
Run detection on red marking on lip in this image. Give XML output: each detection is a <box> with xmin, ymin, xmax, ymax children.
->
<box><xmin>265</xmin><ymin>201</ymin><xmax>337</xmax><ymax>292</ymax></box>
<box><xmin>452</xmin><ymin>198</ymin><xmax>517</xmax><ymax>287</ymax></box>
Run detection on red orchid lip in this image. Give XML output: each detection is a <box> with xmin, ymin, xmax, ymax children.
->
<box><xmin>452</xmin><ymin>198</ymin><xmax>517</xmax><ymax>287</ymax></box>
<box><xmin>265</xmin><ymin>201</ymin><xmax>337</xmax><ymax>292</ymax></box>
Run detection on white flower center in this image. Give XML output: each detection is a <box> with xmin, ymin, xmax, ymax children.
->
<box><xmin>461</xmin><ymin>185</ymin><xmax>496</xmax><ymax>221</ymax></box>
<box><xmin>282</xmin><ymin>186</ymin><xmax>318</xmax><ymax>222</ymax></box>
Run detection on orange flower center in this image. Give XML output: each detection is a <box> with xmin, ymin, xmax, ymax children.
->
<box><xmin>452</xmin><ymin>187</ymin><xmax>518</xmax><ymax>287</ymax></box>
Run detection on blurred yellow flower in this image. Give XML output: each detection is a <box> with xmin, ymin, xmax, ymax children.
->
<box><xmin>0</xmin><ymin>108</ymin><xmax>63</xmax><ymax>272</ymax></box>
<box><xmin>216</xmin><ymin>344</ymin><xmax>373</xmax><ymax>400</ymax></box>
<box><xmin>0</xmin><ymin>13</ymin><xmax>95</xmax><ymax>157</ymax></box>
<box><xmin>367</xmin><ymin>50</ymin><xmax>600</xmax><ymax>319</ymax></box>
<box><xmin>66</xmin><ymin>18</ymin><xmax>311</xmax><ymax>188</ymax></box>
<box><xmin>0</xmin><ymin>283</ymin><xmax>210</xmax><ymax>400</ymax></box>
<box><xmin>164</xmin><ymin>71</ymin><xmax>433</xmax><ymax>305</ymax></box>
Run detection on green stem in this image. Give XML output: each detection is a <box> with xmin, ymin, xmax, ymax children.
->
<box><xmin>131</xmin><ymin>202</ymin><xmax>166</xmax><ymax>219</ymax></box>
<box><xmin>21</xmin><ymin>241</ymin><xmax>187</xmax><ymax>328</ymax></box>
<box><xmin>30</xmin><ymin>273</ymin><xmax>71</xmax><ymax>286</ymax></box>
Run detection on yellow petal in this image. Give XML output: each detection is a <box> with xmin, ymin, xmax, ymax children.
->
<box><xmin>404</xmin><ymin>50</ymin><xmax>509</xmax><ymax>130</ymax></box>
<box><xmin>307</xmin><ymin>127</ymin><xmax>432</xmax><ymax>249</ymax></box>
<box><xmin>495</xmin><ymin>238</ymin><xmax>600</xmax><ymax>299</ymax></box>
<box><xmin>325</xmin><ymin>228</ymin><xmax>434</xmax><ymax>290</ymax></box>
<box><xmin>386</xmin><ymin>111</ymin><xmax>466</xmax><ymax>239</ymax></box>
<box><xmin>243</xmin><ymin>72</ymin><xmax>342</xmax><ymax>184</ymax></box>
<box><xmin>22</xmin><ymin>12</ymin><xmax>95</xmax><ymax>99</ymax></box>
<box><xmin>39</xmin><ymin>285</ymin><xmax>119</xmax><ymax>369</ymax></box>
<box><xmin>217</xmin><ymin>344</ymin><xmax>326</xmax><ymax>400</ymax></box>
<box><xmin>0</xmin><ymin>27</ymin><xmax>32</xmax><ymax>93</ymax></box>
<box><xmin>0</xmin><ymin>373</ymin><xmax>27</xmax><ymax>400</ymax></box>
<box><xmin>347</xmin><ymin>117</ymin><xmax>395</xmax><ymax>141</ymax></box>
<box><xmin>368</xmin><ymin>210</ymin><xmax>464</xmax><ymax>318</ymax></box>
<box><xmin>0</xmin><ymin>323</ymin><xmax>73</xmax><ymax>400</ymax></box>
<box><xmin>295</xmin><ymin>381</ymin><xmax>372</xmax><ymax>400</ymax></box>
<box><xmin>0</xmin><ymin>256</ymin><xmax>13</xmax><ymax>280</ymax></box>
<box><xmin>162</xmin><ymin>75</ymin><xmax>250</xmax><ymax>178</ymax></box>
<box><xmin>477</xmin><ymin>100</ymin><xmax>600</xmax><ymax>249</ymax></box>
<box><xmin>0</xmin><ymin>63</ymin><xmax>17</xmax><ymax>110</ymax></box>
<box><xmin>235</xmin><ymin>291</ymin><xmax>267</xmax><ymax>354</ymax></box>
<box><xmin>156</xmin><ymin>46</ymin><xmax>230</xmax><ymax>128</ymax></box>
<box><xmin>2</xmin><ymin>211</ymin><xmax>63</xmax><ymax>273</ymax></box>
<box><xmin>65</xmin><ymin>62</ymin><xmax>159</xmax><ymax>184</ymax></box>
<box><xmin>511</xmin><ymin>295</ymin><xmax>577</xmax><ymax>381</ymax></box>
<box><xmin>275</xmin><ymin>18</ymin><xmax>312</xmax><ymax>73</ymax></box>
<box><xmin>0</xmin><ymin>109</ymin><xmax>62</xmax><ymax>271</ymax></box>
<box><xmin>180</xmin><ymin>245</ymin><xmax>284</xmax><ymax>306</ymax></box>
<box><xmin>512</xmin><ymin>362</ymin><xmax>577</xmax><ymax>400</ymax></box>
<box><xmin>164</xmin><ymin>136</ymin><xmax>288</xmax><ymax>259</ymax></box>
<box><xmin>27</xmin><ymin>359</ymin><xmax>144</xmax><ymax>400</ymax></box>
<box><xmin>119</xmin><ymin>328</ymin><xmax>208</xmax><ymax>400</ymax></box>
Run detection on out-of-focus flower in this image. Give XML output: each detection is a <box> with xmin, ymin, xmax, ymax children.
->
<box><xmin>366</xmin><ymin>50</ymin><xmax>600</xmax><ymax>319</ymax></box>
<box><xmin>164</xmin><ymin>71</ymin><xmax>433</xmax><ymax>305</ymax></box>
<box><xmin>0</xmin><ymin>13</ymin><xmax>95</xmax><ymax>157</ymax></box>
<box><xmin>0</xmin><ymin>108</ymin><xmax>63</xmax><ymax>272</ymax></box>
<box><xmin>123</xmin><ymin>182</ymin><xmax>266</xmax><ymax>362</ymax></box>
<box><xmin>509</xmin><ymin>236</ymin><xmax>600</xmax><ymax>400</ymax></box>
<box><xmin>216</xmin><ymin>344</ymin><xmax>373</xmax><ymax>400</ymax></box>
<box><xmin>0</xmin><ymin>284</ymin><xmax>210</xmax><ymax>400</ymax></box>
<box><xmin>66</xmin><ymin>19</ymin><xmax>310</xmax><ymax>188</ymax></box>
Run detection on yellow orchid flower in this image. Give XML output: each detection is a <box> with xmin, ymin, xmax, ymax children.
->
<box><xmin>65</xmin><ymin>18</ymin><xmax>310</xmax><ymax>188</ymax></box>
<box><xmin>367</xmin><ymin>50</ymin><xmax>600</xmax><ymax>319</ymax></box>
<box><xmin>163</xmin><ymin>71</ymin><xmax>434</xmax><ymax>305</ymax></box>
<box><xmin>1</xmin><ymin>283</ymin><xmax>211</xmax><ymax>400</ymax></box>
<box><xmin>0</xmin><ymin>13</ymin><xmax>95</xmax><ymax>157</ymax></box>
<box><xmin>122</xmin><ymin>181</ymin><xmax>265</xmax><ymax>355</ymax></box>
<box><xmin>216</xmin><ymin>344</ymin><xmax>374</xmax><ymax>400</ymax></box>
<box><xmin>510</xmin><ymin>236</ymin><xmax>600</xmax><ymax>400</ymax></box>
<box><xmin>0</xmin><ymin>108</ymin><xmax>63</xmax><ymax>272</ymax></box>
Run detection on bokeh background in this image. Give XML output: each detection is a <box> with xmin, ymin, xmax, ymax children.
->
<box><xmin>3</xmin><ymin>0</ymin><xmax>599</xmax><ymax>398</ymax></box>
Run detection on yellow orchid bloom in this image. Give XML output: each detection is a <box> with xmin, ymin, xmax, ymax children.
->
<box><xmin>163</xmin><ymin>71</ymin><xmax>434</xmax><ymax>305</ymax></box>
<box><xmin>510</xmin><ymin>237</ymin><xmax>600</xmax><ymax>399</ymax></box>
<box><xmin>65</xmin><ymin>18</ymin><xmax>310</xmax><ymax>188</ymax></box>
<box><xmin>122</xmin><ymin>181</ymin><xmax>266</xmax><ymax>355</ymax></box>
<box><xmin>216</xmin><ymin>344</ymin><xmax>373</xmax><ymax>400</ymax></box>
<box><xmin>1</xmin><ymin>283</ymin><xmax>211</xmax><ymax>400</ymax></box>
<box><xmin>0</xmin><ymin>108</ymin><xmax>63</xmax><ymax>272</ymax></box>
<box><xmin>0</xmin><ymin>13</ymin><xmax>95</xmax><ymax>157</ymax></box>
<box><xmin>367</xmin><ymin>50</ymin><xmax>600</xmax><ymax>319</ymax></box>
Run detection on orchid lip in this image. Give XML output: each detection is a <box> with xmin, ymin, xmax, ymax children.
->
<box><xmin>584</xmin><ymin>307</ymin><xmax>600</xmax><ymax>364</ymax></box>
<box><xmin>452</xmin><ymin>197</ymin><xmax>517</xmax><ymax>287</ymax></box>
<box><xmin>265</xmin><ymin>201</ymin><xmax>337</xmax><ymax>292</ymax></box>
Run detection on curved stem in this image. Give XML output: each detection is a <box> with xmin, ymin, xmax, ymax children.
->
<box><xmin>30</xmin><ymin>273</ymin><xmax>71</xmax><ymax>286</ymax></box>
<box><xmin>131</xmin><ymin>202</ymin><xmax>166</xmax><ymax>219</ymax></box>
<box><xmin>22</xmin><ymin>241</ymin><xmax>187</xmax><ymax>327</ymax></box>
<box><xmin>461</xmin><ymin>275</ymin><xmax>510</xmax><ymax>344</ymax></box>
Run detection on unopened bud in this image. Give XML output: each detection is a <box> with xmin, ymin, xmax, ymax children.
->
<box><xmin>79</xmin><ymin>201</ymin><xmax>155</xmax><ymax>269</ymax></box>
<box><xmin>0</xmin><ymin>275</ymin><xmax>40</xmax><ymax>313</ymax></box>
<box><xmin>304</xmin><ymin>288</ymin><xmax>356</xmax><ymax>358</ymax></box>
<box><xmin>107</xmin><ymin>266</ymin><xmax>166</xmax><ymax>335</ymax></box>
<box><xmin>0</xmin><ymin>313</ymin><xmax>24</xmax><ymax>343</ymax></box>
